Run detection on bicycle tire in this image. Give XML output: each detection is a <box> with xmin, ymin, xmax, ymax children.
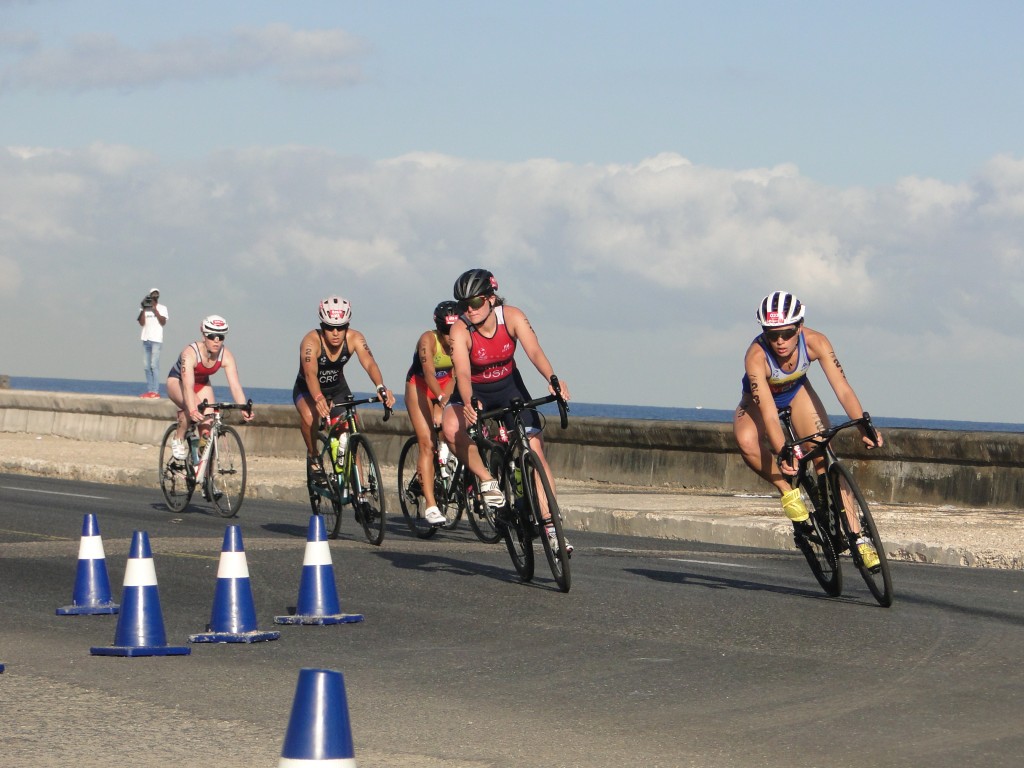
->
<box><xmin>313</xmin><ymin>433</ymin><xmax>343</xmax><ymax>538</ymax></box>
<box><xmin>397</xmin><ymin>436</ymin><xmax>439</xmax><ymax>539</ymax></box>
<box><xmin>498</xmin><ymin>456</ymin><xmax>534</xmax><ymax>582</ymax></box>
<box><xmin>795</xmin><ymin>479</ymin><xmax>842</xmax><ymax>597</ymax></box>
<box><xmin>438</xmin><ymin>463</ymin><xmax>463</xmax><ymax>530</ymax></box>
<box><xmin>159</xmin><ymin>424</ymin><xmax>194</xmax><ymax>512</ymax></box>
<box><xmin>465</xmin><ymin>444</ymin><xmax>503</xmax><ymax>544</ymax></box>
<box><xmin>830</xmin><ymin>462</ymin><xmax>893</xmax><ymax>607</ymax></box>
<box><xmin>349</xmin><ymin>434</ymin><xmax>386</xmax><ymax>545</ymax></box>
<box><xmin>523</xmin><ymin>452</ymin><xmax>571</xmax><ymax>592</ymax></box>
<box><xmin>209</xmin><ymin>425</ymin><xmax>246</xmax><ymax>517</ymax></box>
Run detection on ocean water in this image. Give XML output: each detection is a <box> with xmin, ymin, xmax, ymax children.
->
<box><xmin>7</xmin><ymin>376</ymin><xmax>1024</xmax><ymax>434</ymax></box>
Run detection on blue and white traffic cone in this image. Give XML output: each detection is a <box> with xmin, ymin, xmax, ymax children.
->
<box><xmin>278</xmin><ymin>668</ymin><xmax>356</xmax><ymax>767</ymax></box>
<box><xmin>190</xmin><ymin>525</ymin><xmax>280</xmax><ymax>643</ymax></box>
<box><xmin>274</xmin><ymin>516</ymin><xmax>363</xmax><ymax>625</ymax></box>
<box><xmin>90</xmin><ymin>530</ymin><xmax>190</xmax><ymax>657</ymax></box>
<box><xmin>57</xmin><ymin>513</ymin><xmax>119</xmax><ymax>615</ymax></box>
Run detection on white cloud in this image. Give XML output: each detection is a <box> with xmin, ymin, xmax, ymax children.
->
<box><xmin>3</xmin><ymin>144</ymin><xmax>1024</xmax><ymax>420</ymax></box>
<box><xmin>0</xmin><ymin>23</ymin><xmax>368</xmax><ymax>91</ymax></box>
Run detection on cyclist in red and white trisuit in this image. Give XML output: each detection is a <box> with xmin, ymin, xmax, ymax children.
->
<box><xmin>165</xmin><ymin>315</ymin><xmax>253</xmax><ymax>460</ymax></box>
<box><xmin>441</xmin><ymin>268</ymin><xmax>572</xmax><ymax>554</ymax></box>
<box><xmin>733</xmin><ymin>290</ymin><xmax>883</xmax><ymax>567</ymax></box>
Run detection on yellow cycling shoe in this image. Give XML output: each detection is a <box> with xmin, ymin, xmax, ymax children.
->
<box><xmin>781</xmin><ymin>488</ymin><xmax>809</xmax><ymax>523</ymax></box>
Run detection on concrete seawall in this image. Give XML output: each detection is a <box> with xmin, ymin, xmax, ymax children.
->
<box><xmin>2</xmin><ymin>390</ymin><xmax>1023</xmax><ymax>508</ymax></box>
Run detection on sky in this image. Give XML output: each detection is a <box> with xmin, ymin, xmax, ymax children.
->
<box><xmin>3</xmin><ymin>0</ymin><xmax>1024</xmax><ymax>423</ymax></box>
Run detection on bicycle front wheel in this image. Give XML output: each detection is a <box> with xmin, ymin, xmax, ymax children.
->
<box><xmin>796</xmin><ymin>479</ymin><xmax>842</xmax><ymax>597</ymax></box>
<box><xmin>314</xmin><ymin>433</ymin><xmax>343</xmax><ymax>538</ymax></box>
<box><xmin>831</xmin><ymin>462</ymin><xmax>893</xmax><ymax>607</ymax></box>
<box><xmin>465</xmin><ymin>445</ymin><xmax>503</xmax><ymax>544</ymax></box>
<box><xmin>523</xmin><ymin>452</ymin><xmax>571</xmax><ymax>592</ymax></box>
<box><xmin>210</xmin><ymin>425</ymin><xmax>246</xmax><ymax>517</ymax></box>
<box><xmin>159</xmin><ymin>424</ymin><xmax>194</xmax><ymax>512</ymax></box>
<box><xmin>397</xmin><ymin>436</ymin><xmax>438</xmax><ymax>539</ymax></box>
<box><xmin>349</xmin><ymin>434</ymin><xmax>386</xmax><ymax>545</ymax></box>
<box><xmin>498</xmin><ymin>457</ymin><xmax>534</xmax><ymax>582</ymax></box>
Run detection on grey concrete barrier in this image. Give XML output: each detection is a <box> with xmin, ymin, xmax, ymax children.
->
<box><xmin>2</xmin><ymin>390</ymin><xmax>1022</xmax><ymax>508</ymax></box>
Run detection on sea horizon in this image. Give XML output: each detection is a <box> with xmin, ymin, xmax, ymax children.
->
<box><xmin>6</xmin><ymin>375</ymin><xmax>1024</xmax><ymax>434</ymax></box>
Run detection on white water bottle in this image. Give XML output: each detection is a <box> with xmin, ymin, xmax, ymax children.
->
<box><xmin>331</xmin><ymin>432</ymin><xmax>349</xmax><ymax>471</ymax></box>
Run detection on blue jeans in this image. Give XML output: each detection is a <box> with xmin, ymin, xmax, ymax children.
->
<box><xmin>142</xmin><ymin>340</ymin><xmax>162</xmax><ymax>393</ymax></box>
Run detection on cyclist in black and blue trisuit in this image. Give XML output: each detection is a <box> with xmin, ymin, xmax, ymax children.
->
<box><xmin>733</xmin><ymin>290</ymin><xmax>883</xmax><ymax>567</ymax></box>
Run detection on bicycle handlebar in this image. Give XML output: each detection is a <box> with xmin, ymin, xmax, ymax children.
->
<box><xmin>198</xmin><ymin>399</ymin><xmax>254</xmax><ymax>416</ymax></box>
<box><xmin>778</xmin><ymin>412</ymin><xmax>878</xmax><ymax>468</ymax></box>
<box><xmin>323</xmin><ymin>394</ymin><xmax>393</xmax><ymax>424</ymax></box>
<box><xmin>468</xmin><ymin>380</ymin><xmax>570</xmax><ymax>441</ymax></box>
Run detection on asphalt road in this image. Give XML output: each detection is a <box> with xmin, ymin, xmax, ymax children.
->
<box><xmin>1</xmin><ymin>473</ymin><xmax>1022</xmax><ymax>768</ymax></box>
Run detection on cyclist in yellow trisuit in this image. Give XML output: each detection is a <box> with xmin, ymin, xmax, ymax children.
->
<box><xmin>733</xmin><ymin>290</ymin><xmax>883</xmax><ymax>568</ymax></box>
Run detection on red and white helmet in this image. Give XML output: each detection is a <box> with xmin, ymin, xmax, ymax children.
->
<box><xmin>756</xmin><ymin>291</ymin><xmax>805</xmax><ymax>327</ymax></box>
<box><xmin>319</xmin><ymin>296</ymin><xmax>352</xmax><ymax>327</ymax></box>
<box><xmin>200</xmin><ymin>315</ymin><xmax>229</xmax><ymax>335</ymax></box>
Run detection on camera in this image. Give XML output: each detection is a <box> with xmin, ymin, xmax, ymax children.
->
<box><xmin>141</xmin><ymin>296</ymin><xmax>155</xmax><ymax>309</ymax></box>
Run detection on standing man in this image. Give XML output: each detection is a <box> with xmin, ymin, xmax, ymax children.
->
<box><xmin>137</xmin><ymin>287</ymin><xmax>168</xmax><ymax>398</ymax></box>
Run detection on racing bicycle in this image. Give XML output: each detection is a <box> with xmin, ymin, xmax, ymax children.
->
<box><xmin>468</xmin><ymin>379</ymin><xmax>571</xmax><ymax>592</ymax></box>
<box><xmin>397</xmin><ymin>427</ymin><xmax>502</xmax><ymax>542</ymax></box>
<box><xmin>159</xmin><ymin>400</ymin><xmax>251</xmax><ymax>517</ymax></box>
<box><xmin>778</xmin><ymin>407</ymin><xmax>893</xmax><ymax>607</ymax></box>
<box><xmin>307</xmin><ymin>395</ymin><xmax>391</xmax><ymax>545</ymax></box>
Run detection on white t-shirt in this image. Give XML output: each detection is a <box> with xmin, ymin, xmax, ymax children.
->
<box><xmin>139</xmin><ymin>303</ymin><xmax>168</xmax><ymax>343</ymax></box>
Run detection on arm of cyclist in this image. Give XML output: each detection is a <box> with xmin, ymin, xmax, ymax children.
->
<box><xmin>503</xmin><ymin>306</ymin><xmax>571</xmax><ymax>401</ymax></box>
<box><xmin>300</xmin><ymin>329</ymin><xmax>332</xmax><ymax>422</ymax></box>
<box><xmin>220</xmin><ymin>348</ymin><xmax>254</xmax><ymax>422</ymax></box>
<box><xmin>449</xmin><ymin>321</ymin><xmax>479</xmax><ymax>425</ymax></box>
<box><xmin>350</xmin><ymin>329</ymin><xmax>396</xmax><ymax>408</ymax></box>
<box><xmin>807</xmin><ymin>330</ymin><xmax>883</xmax><ymax>449</ymax></box>
<box><xmin>178</xmin><ymin>346</ymin><xmax>204</xmax><ymax>425</ymax></box>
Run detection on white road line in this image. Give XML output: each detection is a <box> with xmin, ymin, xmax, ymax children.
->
<box><xmin>1</xmin><ymin>486</ymin><xmax>109</xmax><ymax>500</ymax></box>
<box><xmin>667</xmin><ymin>558</ymin><xmax>757</xmax><ymax>569</ymax></box>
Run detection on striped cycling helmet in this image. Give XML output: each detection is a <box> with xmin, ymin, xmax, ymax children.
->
<box><xmin>756</xmin><ymin>291</ymin><xmax>805</xmax><ymax>327</ymax></box>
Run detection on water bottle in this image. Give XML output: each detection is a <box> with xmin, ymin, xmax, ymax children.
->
<box><xmin>331</xmin><ymin>432</ymin><xmax>348</xmax><ymax>472</ymax></box>
<box><xmin>188</xmin><ymin>435</ymin><xmax>200</xmax><ymax>464</ymax></box>
<box><xmin>513</xmin><ymin>466</ymin><xmax>523</xmax><ymax>497</ymax></box>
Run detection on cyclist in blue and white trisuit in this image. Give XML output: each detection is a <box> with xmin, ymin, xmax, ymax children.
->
<box><xmin>733</xmin><ymin>290</ymin><xmax>883</xmax><ymax>567</ymax></box>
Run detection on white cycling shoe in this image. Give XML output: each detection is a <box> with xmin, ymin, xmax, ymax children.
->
<box><xmin>424</xmin><ymin>506</ymin><xmax>446</xmax><ymax>526</ymax></box>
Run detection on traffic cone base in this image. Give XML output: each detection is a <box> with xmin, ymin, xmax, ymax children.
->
<box><xmin>90</xmin><ymin>531</ymin><xmax>191</xmax><ymax>657</ymax></box>
<box><xmin>57</xmin><ymin>514</ymin><xmax>120</xmax><ymax>615</ymax></box>
<box><xmin>190</xmin><ymin>526</ymin><xmax>280</xmax><ymax>643</ymax></box>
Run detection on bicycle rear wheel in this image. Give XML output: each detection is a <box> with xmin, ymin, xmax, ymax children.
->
<box><xmin>397</xmin><ymin>436</ymin><xmax>438</xmax><ymax>539</ymax></box>
<box><xmin>349</xmin><ymin>434</ymin><xmax>386</xmax><ymax>545</ymax></box>
<box><xmin>313</xmin><ymin>433</ymin><xmax>343</xmax><ymax>538</ymax></box>
<box><xmin>209</xmin><ymin>425</ymin><xmax>246</xmax><ymax>517</ymax></box>
<box><xmin>159</xmin><ymin>424</ymin><xmax>194</xmax><ymax>512</ymax></box>
<box><xmin>831</xmin><ymin>462</ymin><xmax>893</xmax><ymax>607</ymax></box>
<box><xmin>523</xmin><ymin>452</ymin><xmax>571</xmax><ymax>592</ymax></box>
<box><xmin>465</xmin><ymin>445</ymin><xmax>503</xmax><ymax>544</ymax></box>
<box><xmin>795</xmin><ymin>480</ymin><xmax>842</xmax><ymax>597</ymax></box>
<box><xmin>498</xmin><ymin>458</ymin><xmax>534</xmax><ymax>582</ymax></box>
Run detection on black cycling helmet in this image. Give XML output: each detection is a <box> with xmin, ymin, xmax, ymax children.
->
<box><xmin>433</xmin><ymin>300</ymin><xmax>460</xmax><ymax>330</ymax></box>
<box><xmin>453</xmin><ymin>268</ymin><xmax>497</xmax><ymax>301</ymax></box>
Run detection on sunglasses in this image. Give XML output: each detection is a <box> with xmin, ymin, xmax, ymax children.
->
<box><xmin>763</xmin><ymin>326</ymin><xmax>799</xmax><ymax>342</ymax></box>
<box><xmin>204</xmin><ymin>333</ymin><xmax>225</xmax><ymax>341</ymax></box>
<box><xmin>460</xmin><ymin>295</ymin><xmax>489</xmax><ymax>311</ymax></box>
<box><xmin>320</xmin><ymin>323</ymin><xmax>348</xmax><ymax>332</ymax></box>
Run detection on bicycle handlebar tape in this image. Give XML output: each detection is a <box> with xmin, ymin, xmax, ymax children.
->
<box><xmin>274</xmin><ymin>516</ymin><xmax>364</xmax><ymax>626</ymax></box>
<box><xmin>90</xmin><ymin>531</ymin><xmax>191</xmax><ymax>657</ymax></box>
<box><xmin>189</xmin><ymin>525</ymin><xmax>280</xmax><ymax>644</ymax></box>
<box><xmin>57</xmin><ymin>514</ymin><xmax>120</xmax><ymax>615</ymax></box>
<box><xmin>278</xmin><ymin>668</ymin><xmax>356</xmax><ymax>767</ymax></box>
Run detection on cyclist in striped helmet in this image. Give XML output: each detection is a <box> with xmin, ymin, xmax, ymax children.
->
<box><xmin>733</xmin><ymin>290</ymin><xmax>884</xmax><ymax>567</ymax></box>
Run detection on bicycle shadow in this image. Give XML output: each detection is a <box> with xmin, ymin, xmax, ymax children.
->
<box><xmin>625</xmin><ymin>566</ymin><xmax>848</xmax><ymax>603</ymax></box>
<box><xmin>374</xmin><ymin>549</ymin><xmax>546</xmax><ymax>588</ymax></box>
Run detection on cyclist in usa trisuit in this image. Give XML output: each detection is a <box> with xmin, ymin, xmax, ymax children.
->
<box><xmin>293</xmin><ymin>296</ymin><xmax>396</xmax><ymax>481</ymax></box>
<box><xmin>733</xmin><ymin>290</ymin><xmax>883</xmax><ymax>568</ymax></box>
<box><xmin>441</xmin><ymin>268</ymin><xmax>573</xmax><ymax>555</ymax></box>
<box><xmin>165</xmin><ymin>314</ymin><xmax>254</xmax><ymax>461</ymax></box>
<box><xmin>404</xmin><ymin>300</ymin><xmax>460</xmax><ymax>526</ymax></box>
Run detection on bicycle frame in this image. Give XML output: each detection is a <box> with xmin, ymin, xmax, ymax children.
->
<box><xmin>318</xmin><ymin>395</ymin><xmax>392</xmax><ymax>500</ymax></box>
<box><xmin>192</xmin><ymin>400</ymin><xmax>252</xmax><ymax>486</ymax></box>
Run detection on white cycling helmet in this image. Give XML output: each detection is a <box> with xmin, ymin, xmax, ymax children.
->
<box><xmin>756</xmin><ymin>291</ymin><xmax>805</xmax><ymax>327</ymax></box>
<box><xmin>200</xmin><ymin>315</ymin><xmax>229</xmax><ymax>335</ymax></box>
<box><xmin>319</xmin><ymin>296</ymin><xmax>352</xmax><ymax>327</ymax></box>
